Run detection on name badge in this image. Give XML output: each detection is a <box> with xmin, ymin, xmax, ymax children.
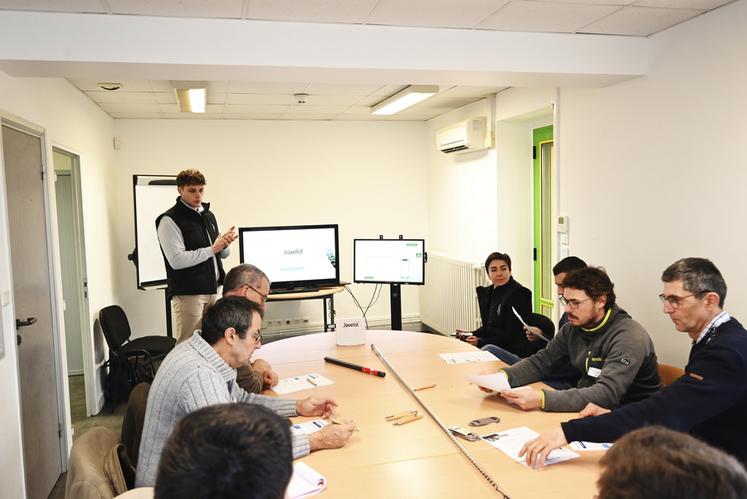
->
<box><xmin>587</xmin><ymin>367</ymin><xmax>602</xmax><ymax>378</ymax></box>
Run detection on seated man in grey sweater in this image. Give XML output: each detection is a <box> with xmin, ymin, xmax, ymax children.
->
<box><xmin>136</xmin><ymin>296</ymin><xmax>356</xmax><ymax>487</ymax></box>
<box><xmin>478</xmin><ymin>267</ymin><xmax>661</xmax><ymax>412</ymax></box>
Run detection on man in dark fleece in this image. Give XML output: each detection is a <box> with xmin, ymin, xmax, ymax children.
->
<box><xmin>520</xmin><ymin>257</ymin><xmax>747</xmax><ymax>467</ymax></box>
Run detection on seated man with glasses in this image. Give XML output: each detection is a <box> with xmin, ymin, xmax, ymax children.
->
<box><xmin>520</xmin><ymin>258</ymin><xmax>747</xmax><ymax>467</ymax></box>
<box><xmin>222</xmin><ymin>263</ymin><xmax>279</xmax><ymax>393</ymax></box>
<box><xmin>478</xmin><ymin>266</ymin><xmax>661</xmax><ymax>413</ymax></box>
<box><xmin>136</xmin><ymin>296</ymin><xmax>357</xmax><ymax>487</ymax></box>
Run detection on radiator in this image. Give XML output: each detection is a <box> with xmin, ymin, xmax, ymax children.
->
<box><xmin>420</xmin><ymin>252</ymin><xmax>486</xmax><ymax>335</ymax></box>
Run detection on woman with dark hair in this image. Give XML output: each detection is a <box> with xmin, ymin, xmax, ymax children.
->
<box><xmin>457</xmin><ymin>252</ymin><xmax>537</xmax><ymax>361</ymax></box>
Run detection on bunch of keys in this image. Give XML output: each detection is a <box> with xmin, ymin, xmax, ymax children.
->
<box><xmin>385</xmin><ymin>410</ymin><xmax>422</xmax><ymax>426</ymax></box>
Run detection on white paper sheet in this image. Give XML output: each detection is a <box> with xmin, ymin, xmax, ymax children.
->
<box><xmin>439</xmin><ymin>351</ymin><xmax>498</xmax><ymax>364</ymax></box>
<box><xmin>287</xmin><ymin>462</ymin><xmax>327</xmax><ymax>498</ymax></box>
<box><xmin>273</xmin><ymin>373</ymin><xmax>333</xmax><ymax>394</ymax></box>
<box><xmin>482</xmin><ymin>426</ymin><xmax>580</xmax><ymax>468</ymax></box>
<box><xmin>569</xmin><ymin>441</ymin><xmax>613</xmax><ymax>451</ymax></box>
<box><xmin>512</xmin><ymin>306</ymin><xmax>550</xmax><ymax>342</ymax></box>
<box><xmin>290</xmin><ymin>419</ymin><xmax>328</xmax><ymax>435</ymax></box>
<box><xmin>465</xmin><ymin>372</ymin><xmax>511</xmax><ymax>392</ymax></box>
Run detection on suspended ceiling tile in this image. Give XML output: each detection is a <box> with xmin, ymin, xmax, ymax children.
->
<box><xmin>278</xmin><ymin>114</ymin><xmax>337</xmax><ymax>120</ymax></box>
<box><xmin>68</xmin><ymin>79</ymin><xmax>154</xmax><ymax>92</ymax></box>
<box><xmin>580</xmin><ymin>5</ymin><xmax>701</xmax><ymax>35</ymax></box>
<box><xmin>226</xmin><ymin>93</ymin><xmax>295</xmax><ymax>105</ymax></box>
<box><xmin>99</xmin><ymin>102</ymin><xmax>162</xmax><ymax>113</ymax></box>
<box><xmin>478</xmin><ymin>1</ymin><xmax>621</xmax><ymax>33</ymax></box>
<box><xmin>84</xmin><ymin>90</ymin><xmax>157</xmax><ymax>104</ymax></box>
<box><xmin>633</xmin><ymin>0</ymin><xmax>733</xmax><ymax>8</ymax></box>
<box><xmin>227</xmin><ymin>81</ymin><xmax>308</xmax><ymax>94</ymax></box>
<box><xmin>539</xmin><ymin>0</ymin><xmax>634</xmax><ymax>5</ymax></box>
<box><xmin>369</xmin><ymin>84</ymin><xmax>408</xmax><ymax>96</ymax></box>
<box><xmin>220</xmin><ymin>113</ymin><xmax>285</xmax><ymax>120</ymax></box>
<box><xmin>366</xmin><ymin>0</ymin><xmax>510</xmax><ymax>29</ymax></box>
<box><xmin>353</xmin><ymin>95</ymin><xmax>384</xmax><ymax>106</ymax></box>
<box><xmin>283</xmin><ymin>105</ymin><xmax>349</xmax><ymax>114</ymax></box>
<box><xmin>343</xmin><ymin>106</ymin><xmax>377</xmax><ymax>115</ymax></box>
<box><xmin>245</xmin><ymin>0</ymin><xmax>380</xmax><ymax>23</ymax></box>
<box><xmin>292</xmin><ymin>94</ymin><xmax>361</xmax><ymax>106</ymax></box>
<box><xmin>148</xmin><ymin>81</ymin><xmax>177</xmax><ymax>92</ymax></box>
<box><xmin>155</xmin><ymin>92</ymin><xmax>177</xmax><ymax>104</ymax></box>
<box><xmin>222</xmin><ymin>104</ymin><xmax>290</xmax><ymax>114</ymax></box>
<box><xmin>157</xmin><ymin>103</ymin><xmax>180</xmax><ymax>113</ymax></box>
<box><xmin>107</xmin><ymin>0</ymin><xmax>243</xmax><ymax>18</ymax></box>
<box><xmin>303</xmin><ymin>83</ymin><xmax>383</xmax><ymax>96</ymax></box>
<box><xmin>109</xmin><ymin>113</ymin><xmax>165</xmax><ymax>119</ymax></box>
<box><xmin>0</xmin><ymin>0</ymin><xmax>107</xmax><ymax>13</ymax></box>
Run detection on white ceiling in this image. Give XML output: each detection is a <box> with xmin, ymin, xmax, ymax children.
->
<box><xmin>0</xmin><ymin>0</ymin><xmax>736</xmax><ymax>120</ymax></box>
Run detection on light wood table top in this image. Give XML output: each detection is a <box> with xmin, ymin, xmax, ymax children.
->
<box><xmin>260</xmin><ymin>331</ymin><xmax>603</xmax><ymax>498</ymax></box>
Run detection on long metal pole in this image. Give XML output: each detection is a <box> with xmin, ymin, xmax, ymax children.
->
<box><xmin>370</xmin><ymin>343</ymin><xmax>509</xmax><ymax>498</ymax></box>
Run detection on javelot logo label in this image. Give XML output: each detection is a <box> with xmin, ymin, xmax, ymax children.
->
<box><xmin>343</xmin><ymin>321</ymin><xmax>360</xmax><ymax>328</ymax></box>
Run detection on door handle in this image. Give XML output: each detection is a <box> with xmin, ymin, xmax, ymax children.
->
<box><xmin>16</xmin><ymin>317</ymin><xmax>37</xmax><ymax>329</ymax></box>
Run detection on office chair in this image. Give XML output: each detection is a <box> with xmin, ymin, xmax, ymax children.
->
<box><xmin>99</xmin><ymin>305</ymin><xmax>175</xmax><ymax>396</ymax></box>
<box><xmin>658</xmin><ymin>363</ymin><xmax>685</xmax><ymax>386</ymax></box>
<box><xmin>121</xmin><ymin>382</ymin><xmax>150</xmax><ymax>467</ymax></box>
<box><xmin>65</xmin><ymin>426</ymin><xmax>129</xmax><ymax>499</ymax></box>
<box><xmin>527</xmin><ymin>312</ymin><xmax>556</xmax><ymax>341</ymax></box>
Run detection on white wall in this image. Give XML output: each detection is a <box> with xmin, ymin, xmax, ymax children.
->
<box><xmin>0</xmin><ymin>73</ymin><xmax>115</xmax><ymax>494</ymax></box>
<box><xmin>558</xmin><ymin>0</ymin><xmax>747</xmax><ymax>366</ymax></box>
<box><xmin>425</xmin><ymin>99</ymin><xmax>498</xmax><ymax>264</ymax></box>
<box><xmin>112</xmin><ymin>119</ymin><xmax>428</xmax><ymax>336</ymax></box>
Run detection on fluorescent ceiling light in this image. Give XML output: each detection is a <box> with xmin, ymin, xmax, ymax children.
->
<box><xmin>172</xmin><ymin>81</ymin><xmax>207</xmax><ymax>113</ymax></box>
<box><xmin>371</xmin><ymin>85</ymin><xmax>439</xmax><ymax>115</ymax></box>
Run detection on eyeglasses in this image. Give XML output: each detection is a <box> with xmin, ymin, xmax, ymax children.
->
<box><xmin>246</xmin><ymin>328</ymin><xmax>262</xmax><ymax>343</ymax></box>
<box><xmin>658</xmin><ymin>293</ymin><xmax>702</xmax><ymax>309</ymax></box>
<box><xmin>243</xmin><ymin>284</ymin><xmax>268</xmax><ymax>303</ymax></box>
<box><xmin>559</xmin><ymin>296</ymin><xmax>591</xmax><ymax>310</ymax></box>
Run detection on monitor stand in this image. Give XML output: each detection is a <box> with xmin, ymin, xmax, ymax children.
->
<box><xmin>390</xmin><ymin>283</ymin><xmax>402</xmax><ymax>330</ymax></box>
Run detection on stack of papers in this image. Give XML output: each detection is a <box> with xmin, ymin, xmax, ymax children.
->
<box><xmin>273</xmin><ymin>373</ymin><xmax>333</xmax><ymax>395</ymax></box>
<box><xmin>439</xmin><ymin>351</ymin><xmax>498</xmax><ymax>364</ymax></box>
<box><xmin>482</xmin><ymin>426</ymin><xmax>580</xmax><ymax>468</ymax></box>
<box><xmin>287</xmin><ymin>462</ymin><xmax>327</xmax><ymax>498</ymax></box>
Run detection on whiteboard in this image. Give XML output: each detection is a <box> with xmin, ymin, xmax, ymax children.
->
<box><xmin>132</xmin><ymin>175</ymin><xmax>177</xmax><ymax>288</ymax></box>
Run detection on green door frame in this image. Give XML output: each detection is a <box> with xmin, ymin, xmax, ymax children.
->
<box><xmin>533</xmin><ymin>125</ymin><xmax>554</xmax><ymax>317</ymax></box>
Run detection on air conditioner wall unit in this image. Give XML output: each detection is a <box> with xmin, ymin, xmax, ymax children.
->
<box><xmin>436</xmin><ymin>117</ymin><xmax>489</xmax><ymax>154</ymax></box>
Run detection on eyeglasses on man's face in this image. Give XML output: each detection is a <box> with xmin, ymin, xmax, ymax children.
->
<box><xmin>243</xmin><ymin>284</ymin><xmax>268</xmax><ymax>303</ymax></box>
<box><xmin>245</xmin><ymin>328</ymin><xmax>262</xmax><ymax>343</ymax></box>
<box><xmin>559</xmin><ymin>295</ymin><xmax>591</xmax><ymax>310</ymax></box>
<box><xmin>658</xmin><ymin>292</ymin><xmax>704</xmax><ymax>309</ymax></box>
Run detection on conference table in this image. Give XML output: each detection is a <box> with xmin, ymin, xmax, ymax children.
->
<box><xmin>261</xmin><ymin>331</ymin><xmax>603</xmax><ymax>498</ymax></box>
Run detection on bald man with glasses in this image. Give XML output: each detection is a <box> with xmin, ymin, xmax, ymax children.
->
<box><xmin>520</xmin><ymin>257</ymin><xmax>747</xmax><ymax>467</ymax></box>
<box><xmin>222</xmin><ymin>264</ymin><xmax>279</xmax><ymax>394</ymax></box>
<box><xmin>477</xmin><ymin>266</ymin><xmax>661</xmax><ymax>413</ymax></box>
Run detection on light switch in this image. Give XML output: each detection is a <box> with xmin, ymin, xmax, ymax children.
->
<box><xmin>1</xmin><ymin>289</ymin><xmax>10</xmax><ymax>307</ymax></box>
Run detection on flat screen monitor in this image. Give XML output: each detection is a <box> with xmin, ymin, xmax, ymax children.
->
<box><xmin>354</xmin><ymin>239</ymin><xmax>425</xmax><ymax>285</ymax></box>
<box><xmin>239</xmin><ymin>224</ymin><xmax>339</xmax><ymax>290</ymax></box>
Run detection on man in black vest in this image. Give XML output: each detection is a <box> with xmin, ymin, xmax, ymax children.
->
<box><xmin>156</xmin><ymin>169</ymin><xmax>236</xmax><ymax>343</ymax></box>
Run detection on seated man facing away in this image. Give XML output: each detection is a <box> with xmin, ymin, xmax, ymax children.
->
<box><xmin>222</xmin><ymin>263</ymin><xmax>279</xmax><ymax>393</ymax></box>
<box><xmin>136</xmin><ymin>296</ymin><xmax>356</xmax><ymax>487</ymax></box>
<box><xmin>458</xmin><ymin>252</ymin><xmax>537</xmax><ymax>361</ymax></box>
<box><xmin>521</xmin><ymin>258</ymin><xmax>747</xmax><ymax>467</ymax></box>
<box><xmin>596</xmin><ymin>426</ymin><xmax>747</xmax><ymax>499</ymax></box>
<box><xmin>154</xmin><ymin>403</ymin><xmax>293</xmax><ymax>499</ymax></box>
<box><xmin>480</xmin><ymin>267</ymin><xmax>661</xmax><ymax>412</ymax></box>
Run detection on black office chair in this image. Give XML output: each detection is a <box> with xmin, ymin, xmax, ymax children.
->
<box><xmin>99</xmin><ymin>305</ymin><xmax>175</xmax><ymax>399</ymax></box>
<box><xmin>527</xmin><ymin>312</ymin><xmax>556</xmax><ymax>341</ymax></box>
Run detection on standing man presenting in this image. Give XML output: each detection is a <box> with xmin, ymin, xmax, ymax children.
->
<box><xmin>156</xmin><ymin>169</ymin><xmax>236</xmax><ymax>343</ymax></box>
